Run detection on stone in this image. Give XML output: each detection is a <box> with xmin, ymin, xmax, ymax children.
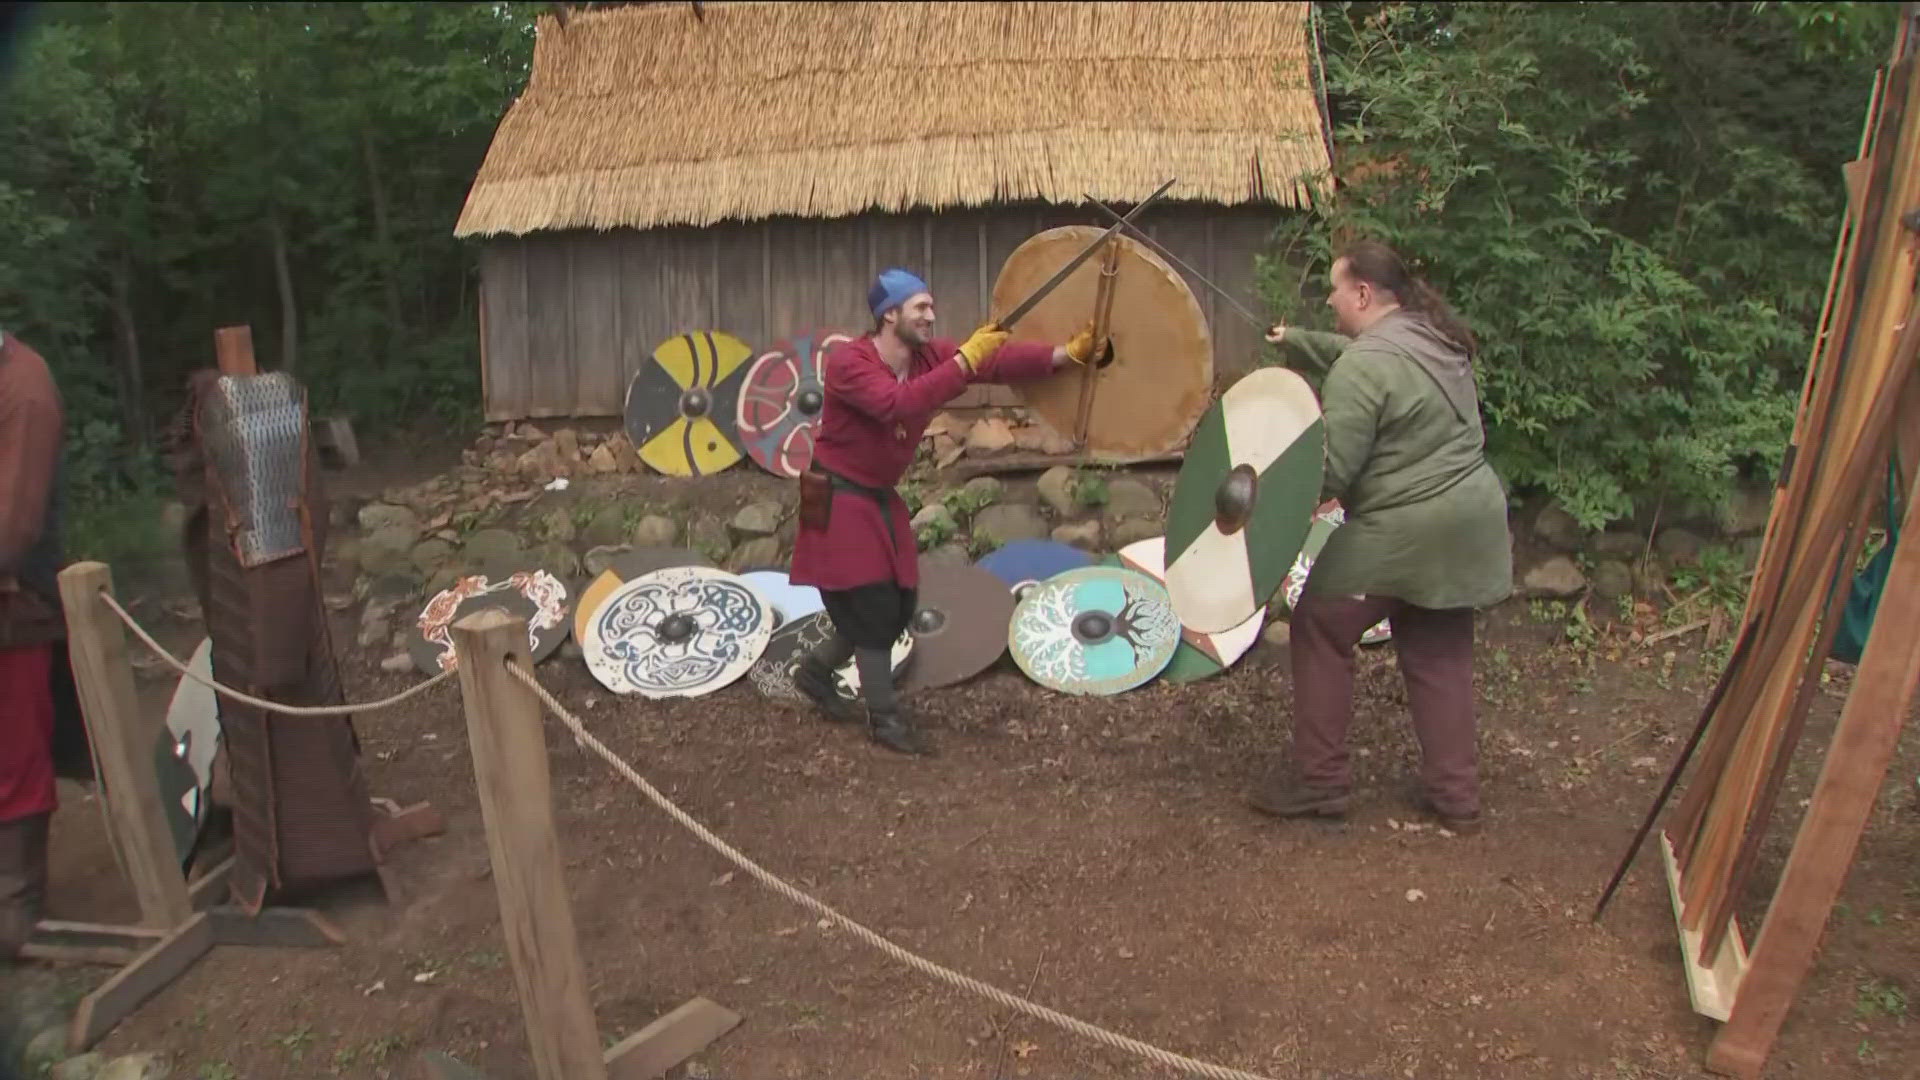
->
<box><xmin>423</xmin><ymin>567</ymin><xmax>462</xmax><ymax>596</ymax></box>
<box><xmin>1532</xmin><ymin>504</ymin><xmax>1586</xmax><ymax>551</ymax></box>
<box><xmin>606</xmin><ymin>432</ymin><xmax>643</xmax><ymax>473</ymax></box>
<box><xmin>410</xmin><ymin>539</ymin><xmax>455</xmax><ymax>575</ymax></box>
<box><xmin>586</xmin><ymin>443</ymin><xmax>620</xmax><ymax>474</ymax></box>
<box><xmin>381</xmin><ymin>651</ymin><xmax>414</xmax><ymax>673</ymax></box>
<box><xmin>516</xmin><ymin>423</ymin><xmax>547</xmax><ymax>442</ymax></box>
<box><xmin>24</xmin><ymin>1025</ymin><xmax>69</xmax><ymax>1071</ymax></box>
<box><xmin>1590</xmin><ymin>531</ymin><xmax>1644</xmax><ymax>559</ymax></box>
<box><xmin>971</xmin><ymin>503</ymin><xmax>1049</xmax><ymax>546</ymax></box>
<box><xmin>1262</xmin><ymin>620</ymin><xmax>1292</xmax><ymax>648</ymax></box>
<box><xmin>1051</xmin><ymin>519</ymin><xmax>1102</xmax><ymax>551</ymax></box>
<box><xmin>1631</xmin><ymin>556</ymin><xmax>1667</xmax><ymax>599</ymax></box>
<box><xmin>689</xmin><ymin>517</ymin><xmax>732</xmax><ymax>561</ymax></box>
<box><xmin>1521</xmin><ymin>556</ymin><xmax>1587</xmax><ymax>598</ymax></box>
<box><xmin>931</xmin><ymin>433</ymin><xmax>961</xmax><ymax>465</ymax></box>
<box><xmin>960</xmin><ymin>476</ymin><xmax>1003</xmax><ymax>507</ymax></box>
<box><xmin>538</xmin><ymin>508</ymin><xmax>577</xmax><ymax>544</ymax></box>
<box><xmin>1736</xmin><ymin>536</ymin><xmax>1764</xmax><ymax>570</ymax></box>
<box><xmin>516</xmin><ymin>440</ymin><xmax>564</xmax><ymax>481</ymax></box>
<box><xmin>582</xmin><ymin>506</ymin><xmax>629</xmax><ymax>548</ymax></box>
<box><xmin>631</xmin><ymin>514</ymin><xmax>679</xmax><ymax>547</ymax></box>
<box><xmin>331</xmin><ymin>537</ymin><xmax>362</xmax><ymax>573</ymax></box>
<box><xmin>965</xmin><ymin>418</ymin><xmax>1016</xmax><ymax>454</ymax></box>
<box><xmin>358</xmin><ymin>526</ymin><xmax>421</xmax><ymax>577</ymax></box>
<box><xmin>922</xmin><ymin>542</ymin><xmax>972</xmax><ymax>569</ymax></box>
<box><xmin>553</xmin><ymin>428</ymin><xmax>580</xmax><ymax>462</ymax></box>
<box><xmin>1722</xmin><ymin>483</ymin><xmax>1775</xmax><ymax>536</ymax></box>
<box><xmin>98</xmin><ymin>1051</ymin><xmax>171</xmax><ymax>1080</ymax></box>
<box><xmin>1108</xmin><ymin>518</ymin><xmax>1161</xmax><ymax>549</ymax></box>
<box><xmin>462</xmin><ymin>528</ymin><xmax>524</xmax><ymax>568</ymax></box>
<box><xmin>911</xmin><ymin>503</ymin><xmax>958</xmax><ymax>542</ymax></box>
<box><xmin>1655</xmin><ymin>527</ymin><xmax>1708</xmax><ymax>566</ymax></box>
<box><xmin>1102</xmin><ymin>478</ymin><xmax>1161</xmax><ymax>523</ymax></box>
<box><xmin>1036</xmin><ymin>466</ymin><xmax>1079</xmax><ymax>517</ymax></box>
<box><xmin>730</xmin><ymin>501</ymin><xmax>785</xmax><ymax>541</ymax></box>
<box><xmin>731</xmin><ymin>537</ymin><xmax>783</xmax><ymax>571</ymax></box>
<box><xmin>51</xmin><ymin>1054</ymin><xmax>108</xmax><ymax>1080</ymax></box>
<box><xmin>1591</xmin><ymin>559</ymin><xmax>1634</xmax><ymax>600</ymax></box>
<box><xmin>584</xmin><ymin>545</ymin><xmax>630</xmax><ymax>577</ymax></box>
<box><xmin>356</xmin><ymin>619</ymin><xmax>391</xmax><ymax>650</ymax></box>
<box><xmin>357</xmin><ymin>502</ymin><xmax>420</xmax><ymax>534</ymax></box>
<box><xmin>532</xmin><ymin>543</ymin><xmax>583</xmax><ymax>580</ymax></box>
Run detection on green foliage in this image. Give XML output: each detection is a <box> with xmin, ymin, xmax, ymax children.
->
<box><xmin>1260</xmin><ymin>2</ymin><xmax>1884</xmax><ymax>529</ymax></box>
<box><xmin>1855</xmin><ymin>978</ymin><xmax>1909</xmax><ymax>1020</ymax></box>
<box><xmin>942</xmin><ymin>484</ymin><xmax>998</xmax><ymax>522</ymax></box>
<box><xmin>1072</xmin><ymin>469</ymin><xmax>1110</xmax><ymax>509</ymax></box>
<box><xmin>0</xmin><ymin>2</ymin><xmax>538</xmax><ymax>533</ymax></box>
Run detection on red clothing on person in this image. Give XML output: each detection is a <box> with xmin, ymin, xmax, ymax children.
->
<box><xmin>0</xmin><ymin>645</ymin><xmax>54</xmax><ymax>822</ymax></box>
<box><xmin>789</xmin><ymin>335</ymin><xmax>1055</xmax><ymax>592</ymax></box>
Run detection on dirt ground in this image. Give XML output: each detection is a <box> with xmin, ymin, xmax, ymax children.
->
<box><xmin>31</xmin><ymin>430</ymin><xmax>1920</xmax><ymax>1080</ymax></box>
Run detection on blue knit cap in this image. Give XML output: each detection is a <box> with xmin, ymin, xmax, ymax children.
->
<box><xmin>868</xmin><ymin>268</ymin><xmax>930</xmax><ymax>319</ymax></box>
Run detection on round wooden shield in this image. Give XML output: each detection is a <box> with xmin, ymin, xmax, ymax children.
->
<box><xmin>410</xmin><ymin>570</ymin><xmax>572</xmax><ymax>675</ymax></box>
<box><xmin>991</xmin><ymin>227</ymin><xmax>1212</xmax><ymax>461</ymax></box>
<box><xmin>1009</xmin><ymin>566</ymin><xmax>1180</xmax><ymax>695</ymax></box>
<box><xmin>736</xmin><ymin>330</ymin><xmax>852</xmax><ymax>478</ymax></box>
<box><xmin>625</xmin><ymin>331</ymin><xmax>754</xmax><ymax>476</ymax></box>
<box><xmin>570</xmin><ymin>548</ymin><xmax>716</xmax><ymax>642</ymax></box>
<box><xmin>747</xmin><ymin>611</ymin><xmax>909</xmax><ymax>705</ymax></box>
<box><xmin>1116</xmin><ymin>536</ymin><xmax>1264</xmax><ymax>682</ymax></box>
<box><xmin>582</xmin><ymin>566</ymin><xmax>773</xmax><ymax>698</ymax></box>
<box><xmin>1283</xmin><ymin>502</ymin><xmax>1392</xmax><ymax>645</ymax></box>
<box><xmin>976</xmin><ymin>539</ymin><xmax>1093</xmax><ymax>598</ymax></box>
<box><xmin>899</xmin><ymin>562</ymin><xmax>1017</xmax><ymax>694</ymax></box>
<box><xmin>740</xmin><ymin>570</ymin><xmax>825</xmax><ymax>626</ymax></box>
<box><xmin>156</xmin><ymin>638</ymin><xmax>220</xmax><ymax>866</ymax></box>
<box><xmin>1165</xmin><ymin>368</ymin><xmax>1325</xmax><ymax>634</ymax></box>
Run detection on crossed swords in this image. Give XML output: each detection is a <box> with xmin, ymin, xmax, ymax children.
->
<box><xmin>989</xmin><ymin>178</ymin><xmax>1275</xmax><ymax>448</ymax></box>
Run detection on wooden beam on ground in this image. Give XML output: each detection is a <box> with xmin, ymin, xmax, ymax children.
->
<box><xmin>214</xmin><ymin>325</ymin><xmax>257</xmax><ymax>376</ymax></box>
<box><xmin>207</xmin><ymin>906</ymin><xmax>345</xmax><ymax>949</ymax></box>
<box><xmin>21</xmin><ymin>921</ymin><xmax>169</xmax><ymax>966</ymax></box>
<box><xmin>1706</xmin><ymin>462</ymin><xmax>1920</xmax><ymax>1079</ymax></box>
<box><xmin>68</xmin><ymin>912</ymin><xmax>217</xmax><ymax>1052</ymax></box>
<box><xmin>452</xmin><ymin>607</ymin><xmax>610</xmax><ymax>1080</ymax></box>
<box><xmin>1659</xmin><ymin>833</ymin><xmax>1747</xmax><ymax>1021</ymax></box>
<box><xmin>56</xmin><ymin>563</ymin><xmax>194</xmax><ymax>931</ymax></box>
<box><xmin>951</xmin><ymin>449</ymin><xmax>1184</xmax><ymax>479</ymax></box>
<box><xmin>188</xmin><ymin>855</ymin><xmax>235</xmax><ymax>911</ymax></box>
<box><xmin>603</xmin><ymin>997</ymin><xmax>742</xmax><ymax>1080</ymax></box>
<box><xmin>370</xmin><ymin>798</ymin><xmax>448</xmax><ymax>861</ymax></box>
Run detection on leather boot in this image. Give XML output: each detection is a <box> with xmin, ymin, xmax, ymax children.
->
<box><xmin>868</xmin><ymin>705</ymin><xmax>934</xmax><ymax>757</ymax></box>
<box><xmin>792</xmin><ymin>655</ymin><xmax>861</xmax><ymax>723</ymax></box>
<box><xmin>0</xmin><ymin>812</ymin><xmax>51</xmax><ymax>958</ymax></box>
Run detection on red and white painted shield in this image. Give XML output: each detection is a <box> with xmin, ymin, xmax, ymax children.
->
<box><xmin>736</xmin><ymin>330</ymin><xmax>851</xmax><ymax>478</ymax></box>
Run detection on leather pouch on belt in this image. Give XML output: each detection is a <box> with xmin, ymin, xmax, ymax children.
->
<box><xmin>798</xmin><ymin>469</ymin><xmax>832</xmax><ymax>532</ymax></box>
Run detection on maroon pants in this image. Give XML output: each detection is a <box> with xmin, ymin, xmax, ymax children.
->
<box><xmin>0</xmin><ymin>644</ymin><xmax>56</xmax><ymax>823</ymax></box>
<box><xmin>1290</xmin><ymin>595</ymin><xmax>1479</xmax><ymax>815</ymax></box>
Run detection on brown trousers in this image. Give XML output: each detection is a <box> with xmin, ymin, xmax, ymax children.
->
<box><xmin>1290</xmin><ymin>595</ymin><xmax>1480</xmax><ymax>815</ymax></box>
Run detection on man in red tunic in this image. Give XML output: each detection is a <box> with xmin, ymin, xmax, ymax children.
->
<box><xmin>789</xmin><ymin>269</ymin><xmax>1093</xmax><ymax>755</ymax></box>
<box><xmin>0</xmin><ymin>327</ymin><xmax>64</xmax><ymax>957</ymax></box>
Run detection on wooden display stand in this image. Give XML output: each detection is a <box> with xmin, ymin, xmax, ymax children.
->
<box><xmin>422</xmin><ymin>608</ymin><xmax>740</xmax><ymax>1080</ymax></box>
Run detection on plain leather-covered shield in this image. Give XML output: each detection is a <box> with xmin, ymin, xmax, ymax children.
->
<box><xmin>991</xmin><ymin>227</ymin><xmax>1212</xmax><ymax>460</ymax></box>
<box><xmin>1009</xmin><ymin>566</ymin><xmax>1180</xmax><ymax>695</ymax></box>
<box><xmin>625</xmin><ymin>331</ymin><xmax>754</xmax><ymax>476</ymax></box>
<box><xmin>898</xmin><ymin>561</ymin><xmax>1015</xmax><ymax>694</ymax></box>
<box><xmin>1165</xmin><ymin>367</ymin><xmax>1325</xmax><ymax>634</ymax></box>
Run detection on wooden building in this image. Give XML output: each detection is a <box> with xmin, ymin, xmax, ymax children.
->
<box><xmin>455</xmin><ymin>1</ymin><xmax>1332</xmax><ymax>422</ymax></box>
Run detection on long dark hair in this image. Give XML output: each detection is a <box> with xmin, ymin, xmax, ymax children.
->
<box><xmin>1338</xmin><ymin>241</ymin><xmax>1477</xmax><ymax>359</ymax></box>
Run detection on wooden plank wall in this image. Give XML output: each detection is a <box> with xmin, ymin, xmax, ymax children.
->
<box><xmin>477</xmin><ymin>203</ymin><xmax>1289</xmax><ymax>420</ymax></box>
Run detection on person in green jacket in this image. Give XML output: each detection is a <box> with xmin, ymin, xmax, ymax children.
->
<box><xmin>1248</xmin><ymin>241</ymin><xmax>1512</xmax><ymax>833</ymax></box>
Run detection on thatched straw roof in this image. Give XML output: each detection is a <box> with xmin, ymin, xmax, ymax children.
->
<box><xmin>454</xmin><ymin>1</ymin><xmax>1330</xmax><ymax>236</ymax></box>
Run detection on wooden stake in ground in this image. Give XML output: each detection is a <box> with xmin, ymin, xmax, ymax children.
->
<box><xmin>451</xmin><ymin>607</ymin><xmax>610</xmax><ymax>1080</ymax></box>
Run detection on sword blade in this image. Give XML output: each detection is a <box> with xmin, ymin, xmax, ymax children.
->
<box><xmin>994</xmin><ymin>177</ymin><xmax>1177</xmax><ymax>330</ymax></box>
<box><xmin>1083</xmin><ymin>194</ymin><xmax>1273</xmax><ymax>331</ymax></box>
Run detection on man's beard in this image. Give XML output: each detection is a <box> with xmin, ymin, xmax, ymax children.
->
<box><xmin>897</xmin><ymin>322</ymin><xmax>929</xmax><ymax>347</ymax></box>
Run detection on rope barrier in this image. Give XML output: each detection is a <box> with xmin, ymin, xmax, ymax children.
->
<box><xmin>99</xmin><ymin>590</ymin><xmax>455</xmax><ymax>716</ymax></box>
<box><xmin>503</xmin><ymin>659</ymin><xmax>1280</xmax><ymax>1080</ymax></box>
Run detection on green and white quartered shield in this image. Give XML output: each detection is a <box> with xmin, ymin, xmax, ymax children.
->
<box><xmin>1164</xmin><ymin>368</ymin><xmax>1325</xmax><ymax>634</ymax></box>
<box><xmin>1114</xmin><ymin>537</ymin><xmax>1264</xmax><ymax>683</ymax></box>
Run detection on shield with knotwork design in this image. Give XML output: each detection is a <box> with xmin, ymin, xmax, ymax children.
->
<box><xmin>583</xmin><ymin>566</ymin><xmax>773</xmax><ymax>698</ymax></box>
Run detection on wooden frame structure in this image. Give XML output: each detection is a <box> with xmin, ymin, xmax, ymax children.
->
<box><xmin>1597</xmin><ymin>10</ymin><xmax>1920</xmax><ymax>1077</ymax></box>
<box><xmin>418</xmin><ymin>607</ymin><xmax>740</xmax><ymax>1080</ymax></box>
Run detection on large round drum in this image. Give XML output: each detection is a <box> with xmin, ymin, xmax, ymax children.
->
<box><xmin>991</xmin><ymin>227</ymin><xmax>1212</xmax><ymax>460</ymax></box>
<box><xmin>736</xmin><ymin>330</ymin><xmax>851</xmax><ymax>478</ymax></box>
<box><xmin>625</xmin><ymin>331</ymin><xmax>754</xmax><ymax>477</ymax></box>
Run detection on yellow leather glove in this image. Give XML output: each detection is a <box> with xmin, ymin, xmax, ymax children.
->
<box><xmin>956</xmin><ymin>323</ymin><xmax>1010</xmax><ymax>373</ymax></box>
<box><xmin>1062</xmin><ymin>323</ymin><xmax>1098</xmax><ymax>365</ymax></box>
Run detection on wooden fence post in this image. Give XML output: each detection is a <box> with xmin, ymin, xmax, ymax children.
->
<box><xmin>55</xmin><ymin>562</ymin><xmax>194</xmax><ymax>930</ymax></box>
<box><xmin>451</xmin><ymin>607</ymin><xmax>609</xmax><ymax>1080</ymax></box>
